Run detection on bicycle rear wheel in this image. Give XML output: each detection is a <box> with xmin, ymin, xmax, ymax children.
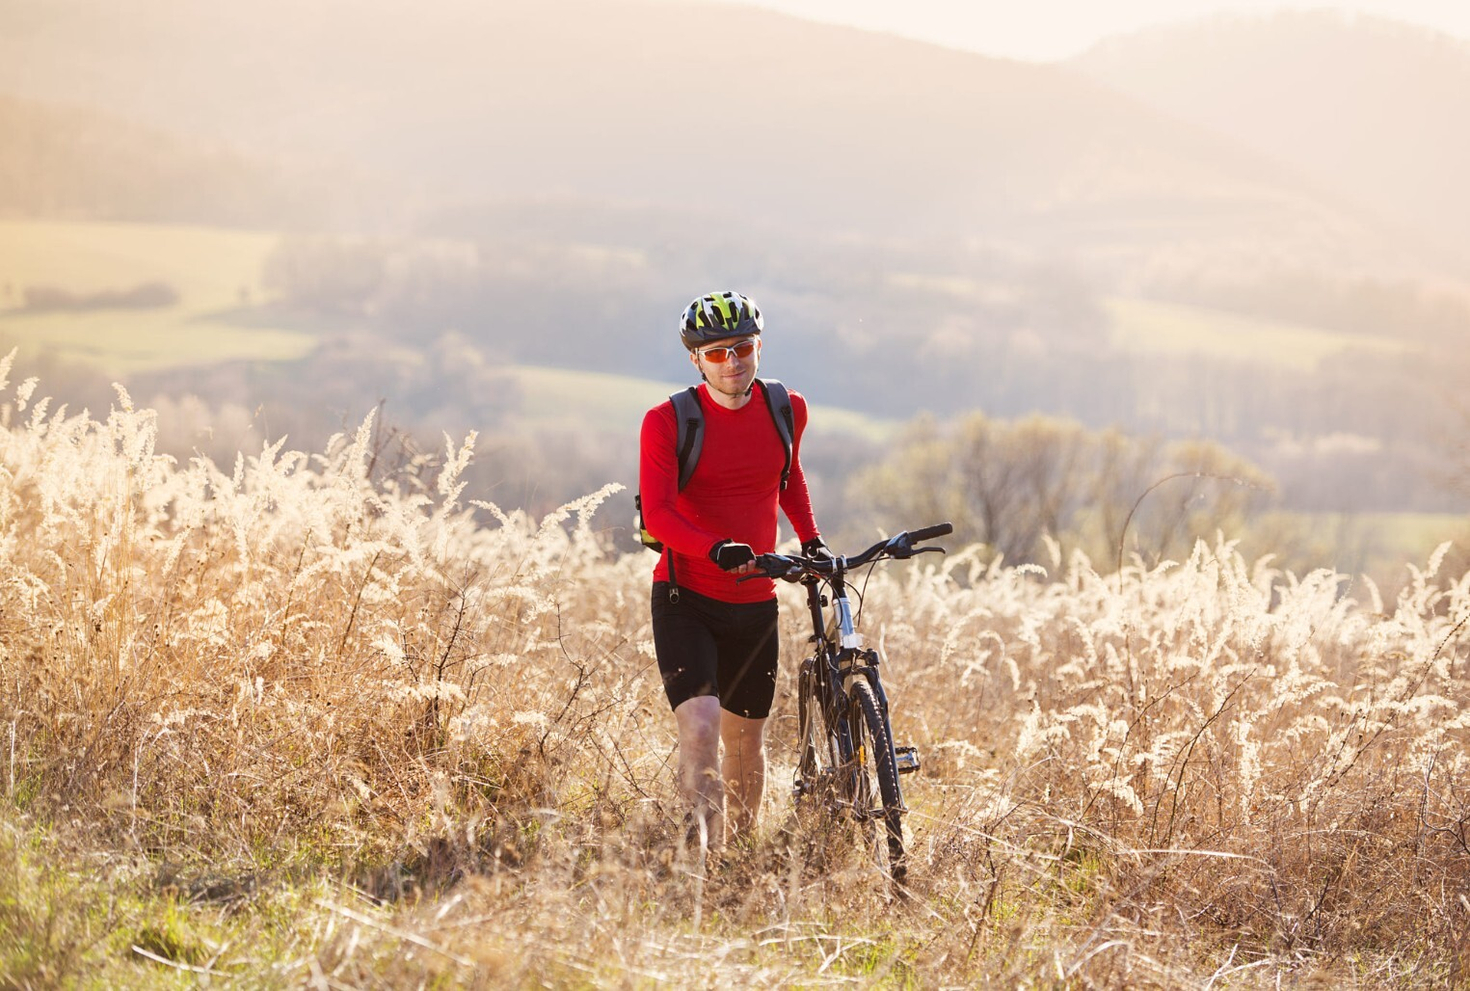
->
<box><xmin>846</xmin><ymin>678</ymin><xmax>906</xmax><ymax>881</ymax></box>
<box><xmin>794</xmin><ymin>657</ymin><xmax>835</xmax><ymax>804</ymax></box>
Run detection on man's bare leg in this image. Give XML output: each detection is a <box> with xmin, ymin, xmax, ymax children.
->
<box><xmin>721</xmin><ymin>711</ymin><xmax>767</xmax><ymax>844</ymax></box>
<box><xmin>674</xmin><ymin>695</ymin><xmax>724</xmax><ymax>853</ymax></box>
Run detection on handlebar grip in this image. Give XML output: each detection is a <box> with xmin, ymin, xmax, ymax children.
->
<box><xmin>753</xmin><ymin>553</ymin><xmax>785</xmax><ymax>573</ymax></box>
<box><xmin>736</xmin><ymin>554</ymin><xmax>787</xmax><ymax>583</ymax></box>
<box><xmin>908</xmin><ymin>522</ymin><xmax>953</xmax><ymax>543</ymax></box>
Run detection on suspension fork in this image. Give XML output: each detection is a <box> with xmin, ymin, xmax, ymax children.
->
<box><xmin>804</xmin><ymin>567</ymin><xmax>859</xmax><ymax>673</ymax></box>
<box><xmin>828</xmin><ymin>565</ymin><xmax>861</xmax><ymax>651</ymax></box>
<box><xmin>819</xmin><ymin>564</ymin><xmax>879</xmax><ymax>701</ymax></box>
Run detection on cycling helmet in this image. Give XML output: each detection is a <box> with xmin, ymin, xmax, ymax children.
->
<box><xmin>680</xmin><ymin>290</ymin><xmax>763</xmax><ymax>350</ymax></box>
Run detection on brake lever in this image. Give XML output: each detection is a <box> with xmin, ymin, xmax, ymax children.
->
<box><xmin>884</xmin><ymin>536</ymin><xmax>914</xmax><ymax>559</ymax></box>
<box><xmin>886</xmin><ymin>543</ymin><xmax>945</xmax><ymax>561</ymax></box>
<box><xmin>736</xmin><ymin>555</ymin><xmax>803</xmax><ymax>583</ymax></box>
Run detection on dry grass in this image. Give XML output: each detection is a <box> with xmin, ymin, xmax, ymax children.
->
<box><xmin>1</xmin><ymin>349</ymin><xmax>1467</xmax><ymax>988</ymax></box>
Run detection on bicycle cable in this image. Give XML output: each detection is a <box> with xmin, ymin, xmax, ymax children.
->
<box><xmin>849</xmin><ymin>559</ymin><xmax>881</xmax><ymax>631</ymax></box>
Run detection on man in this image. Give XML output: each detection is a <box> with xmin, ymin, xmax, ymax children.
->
<box><xmin>639</xmin><ymin>290</ymin><xmax>829</xmax><ymax>854</ymax></box>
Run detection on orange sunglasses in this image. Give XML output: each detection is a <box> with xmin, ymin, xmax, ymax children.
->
<box><xmin>695</xmin><ymin>339</ymin><xmax>758</xmax><ymax>363</ymax></box>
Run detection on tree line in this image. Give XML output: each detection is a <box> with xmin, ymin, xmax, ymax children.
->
<box><xmin>7</xmin><ymin>336</ymin><xmax>1461</xmax><ymax>589</ymax></box>
<box><xmin>252</xmin><ymin>230</ymin><xmax>1467</xmax><ymax>516</ymax></box>
<box><xmin>839</xmin><ymin>412</ymin><xmax>1273</xmax><ymax>569</ymax></box>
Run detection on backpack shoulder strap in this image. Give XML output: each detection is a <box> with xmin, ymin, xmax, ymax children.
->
<box><xmin>670</xmin><ymin>386</ymin><xmax>704</xmax><ymax>492</ymax></box>
<box><xmin>757</xmin><ymin>378</ymin><xmax>795</xmax><ymax>490</ymax></box>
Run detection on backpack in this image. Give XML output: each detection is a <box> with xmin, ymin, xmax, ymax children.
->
<box><xmin>635</xmin><ymin>378</ymin><xmax>795</xmax><ymax>555</ymax></box>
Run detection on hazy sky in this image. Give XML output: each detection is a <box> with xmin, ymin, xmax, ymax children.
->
<box><xmin>701</xmin><ymin>0</ymin><xmax>1470</xmax><ymax>60</ymax></box>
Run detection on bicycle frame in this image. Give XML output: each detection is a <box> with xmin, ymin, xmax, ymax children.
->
<box><xmin>752</xmin><ymin>523</ymin><xmax>950</xmax><ymax>881</ymax></box>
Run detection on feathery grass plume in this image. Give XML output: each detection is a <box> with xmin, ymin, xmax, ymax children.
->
<box><xmin>1</xmin><ymin>364</ymin><xmax>1468</xmax><ymax>985</ymax></box>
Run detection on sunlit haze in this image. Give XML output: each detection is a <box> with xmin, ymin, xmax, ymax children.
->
<box><xmin>4</xmin><ymin>2</ymin><xmax>1470</xmax><ymax>983</ymax></box>
<box><xmin>696</xmin><ymin>0</ymin><xmax>1470</xmax><ymax>59</ymax></box>
<box><xmin>0</xmin><ymin>0</ymin><xmax>1467</xmax><ymax>536</ymax></box>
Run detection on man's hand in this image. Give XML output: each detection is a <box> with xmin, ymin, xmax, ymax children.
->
<box><xmin>710</xmin><ymin>539</ymin><xmax>758</xmax><ymax>574</ymax></box>
<box><xmin>802</xmin><ymin>536</ymin><xmax>835</xmax><ymax>565</ymax></box>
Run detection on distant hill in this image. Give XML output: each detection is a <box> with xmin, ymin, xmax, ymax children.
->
<box><xmin>0</xmin><ymin>0</ymin><xmax>1435</xmax><ymax>280</ymax></box>
<box><xmin>3</xmin><ymin>1</ymin><xmax>1468</xmax><ymax>518</ymax></box>
<box><xmin>1069</xmin><ymin>10</ymin><xmax>1470</xmax><ymax>262</ymax></box>
<box><xmin>0</xmin><ymin>94</ymin><xmax>351</xmax><ymax>227</ymax></box>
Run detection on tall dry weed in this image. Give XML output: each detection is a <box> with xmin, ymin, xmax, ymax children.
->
<box><xmin>1</xmin><ymin>353</ymin><xmax>1467</xmax><ymax>986</ymax></box>
<box><xmin>854</xmin><ymin>531</ymin><xmax>1470</xmax><ymax>981</ymax></box>
<box><xmin>0</xmin><ymin>352</ymin><xmax>657</xmax><ymax>892</ymax></box>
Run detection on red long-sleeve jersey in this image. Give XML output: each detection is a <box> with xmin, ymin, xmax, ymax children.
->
<box><xmin>639</xmin><ymin>381</ymin><xmax>820</xmax><ymax>603</ymax></box>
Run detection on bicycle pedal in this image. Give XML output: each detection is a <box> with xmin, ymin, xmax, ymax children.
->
<box><xmin>894</xmin><ymin>745</ymin><xmax>921</xmax><ymax>774</ymax></box>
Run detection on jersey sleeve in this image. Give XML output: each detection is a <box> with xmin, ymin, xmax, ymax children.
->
<box><xmin>778</xmin><ymin>390</ymin><xmax>821</xmax><ymax>544</ymax></box>
<box><xmin>639</xmin><ymin>403</ymin><xmax>722</xmax><ymax>558</ymax></box>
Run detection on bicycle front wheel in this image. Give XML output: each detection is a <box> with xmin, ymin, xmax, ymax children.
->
<box><xmin>846</xmin><ymin>678</ymin><xmax>907</xmax><ymax>881</ymax></box>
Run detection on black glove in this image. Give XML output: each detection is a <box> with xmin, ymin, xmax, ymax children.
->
<box><xmin>802</xmin><ymin>536</ymin><xmax>835</xmax><ymax>563</ymax></box>
<box><xmin>709</xmin><ymin>539</ymin><xmax>756</xmax><ymax>571</ymax></box>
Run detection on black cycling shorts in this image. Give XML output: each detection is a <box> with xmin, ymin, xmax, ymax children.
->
<box><xmin>650</xmin><ymin>582</ymin><xmax>780</xmax><ymax>719</ymax></box>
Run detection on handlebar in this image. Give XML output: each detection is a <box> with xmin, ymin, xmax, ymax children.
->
<box><xmin>908</xmin><ymin>522</ymin><xmax>953</xmax><ymax>543</ymax></box>
<box><xmin>737</xmin><ymin>522</ymin><xmax>953</xmax><ymax>583</ymax></box>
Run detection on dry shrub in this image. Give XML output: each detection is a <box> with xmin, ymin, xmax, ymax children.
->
<box><xmin>861</xmin><ymin>536</ymin><xmax>1470</xmax><ymax>983</ymax></box>
<box><xmin>1</xmin><ymin>349</ymin><xmax>1468</xmax><ymax>986</ymax></box>
<box><xmin>0</xmin><ymin>351</ymin><xmax>663</xmax><ymax>893</ymax></box>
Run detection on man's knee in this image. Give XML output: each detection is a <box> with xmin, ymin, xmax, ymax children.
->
<box><xmin>721</xmin><ymin>713</ymin><xmax>767</xmax><ymax>763</ymax></box>
<box><xmin>675</xmin><ymin>695</ymin><xmax>723</xmax><ymax>755</ymax></box>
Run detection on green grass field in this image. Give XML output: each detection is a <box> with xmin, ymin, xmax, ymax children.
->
<box><xmin>0</xmin><ymin>220</ymin><xmax>276</xmax><ymax>298</ymax></box>
<box><xmin>0</xmin><ymin>219</ymin><xmax>314</xmax><ymax>372</ymax></box>
<box><xmin>0</xmin><ymin>221</ymin><xmax>898</xmax><ymax>438</ymax></box>
<box><xmin>1105</xmin><ymin>296</ymin><xmax>1413</xmax><ymax>371</ymax></box>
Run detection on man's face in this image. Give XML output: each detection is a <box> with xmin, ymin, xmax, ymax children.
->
<box><xmin>691</xmin><ymin>335</ymin><xmax>761</xmax><ymax>395</ymax></box>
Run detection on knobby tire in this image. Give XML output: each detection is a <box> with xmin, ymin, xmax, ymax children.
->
<box><xmin>846</xmin><ymin>678</ymin><xmax>906</xmax><ymax>881</ymax></box>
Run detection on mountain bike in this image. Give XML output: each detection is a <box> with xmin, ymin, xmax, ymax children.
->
<box><xmin>744</xmin><ymin>522</ymin><xmax>952</xmax><ymax>882</ymax></box>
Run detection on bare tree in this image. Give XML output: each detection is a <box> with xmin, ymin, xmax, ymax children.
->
<box><xmin>846</xmin><ymin>413</ymin><xmax>1276</xmax><ymax>572</ymax></box>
